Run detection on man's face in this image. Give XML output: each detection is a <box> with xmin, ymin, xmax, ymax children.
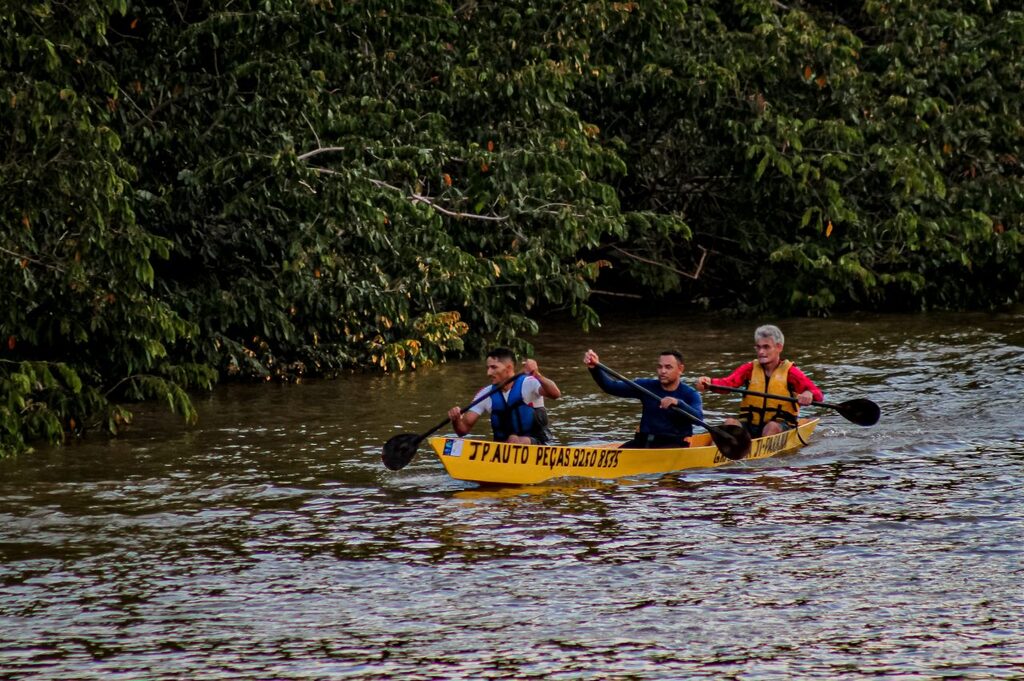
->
<box><xmin>656</xmin><ymin>354</ymin><xmax>683</xmax><ymax>387</ymax></box>
<box><xmin>486</xmin><ymin>356</ymin><xmax>515</xmax><ymax>384</ymax></box>
<box><xmin>755</xmin><ymin>337</ymin><xmax>783</xmax><ymax>367</ymax></box>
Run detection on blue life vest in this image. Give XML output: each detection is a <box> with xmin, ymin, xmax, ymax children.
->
<box><xmin>489</xmin><ymin>375</ymin><xmax>539</xmax><ymax>441</ymax></box>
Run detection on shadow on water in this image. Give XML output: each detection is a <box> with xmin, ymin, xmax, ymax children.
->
<box><xmin>1</xmin><ymin>311</ymin><xmax>1023</xmax><ymax>678</ymax></box>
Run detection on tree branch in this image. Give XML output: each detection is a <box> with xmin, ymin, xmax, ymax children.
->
<box><xmin>0</xmin><ymin>246</ymin><xmax>62</xmax><ymax>272</ymax></box>
<box><xmin>307</xmin><ymin>165</ymin><xmax>509</xmax><ymax>222</ymax></box>
<box><xmin>297</xmin><ymin>146</ymin><xmax>349</xmax><ymax>161</ymax></box>
<box><xmin>589</xmin><ymin>289</ymin><xmax>644</xmax><ymax>299</ymax></box>
<box><xmin>609</xmin><ymin>244</ymin><xmax>709</xmax><ymax>280</ymax></box>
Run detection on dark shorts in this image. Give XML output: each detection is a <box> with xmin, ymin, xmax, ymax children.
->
<box><xmin>622</xmin><ymin>433</ymin><xmax>690</xmax><ymax>449</ymax></box>
<box><xmin>742</xmin><ymin>420</ymin><xmax>794</xmax><ymax>438</ymax></box>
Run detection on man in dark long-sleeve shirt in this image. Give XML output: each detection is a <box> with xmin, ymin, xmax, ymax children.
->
<box><xmin>583</xmin><ymin>348</ymin><xmax>703</xmax><ymax>448</ymax></box>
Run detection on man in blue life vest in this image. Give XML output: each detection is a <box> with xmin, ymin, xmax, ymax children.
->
<box><xmin>448</xmin><ymin>347</ymin><xmax>561</xmax><ymax>444</ymax></box>
<box><xmin>583</xmin><ymin>348</ymin><xmax>703</xmax><ymax>448</ymax></box>
<box><xmin>695</xmin><ymin>324</ymin><xmax>823</xmax><ymax>437</ymax></box>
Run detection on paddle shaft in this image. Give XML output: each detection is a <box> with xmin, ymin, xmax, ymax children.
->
<box><xmin>594</xmin><ymin>363</ymin><xmax>729</xmax><ymax>440</ymax></box>
<box><xmin>707</xmin><ymin>384</ymin><xmax>832</xmax><ymax>409</ymax></box>
<box><xmin>705</xmin><ymin>384</ymin><xmax>880</xmax><ymax>427</ymax></box>
<box><xmin>417</xmin><ymin>373</ymin><xmax>522</xmax><ymax>443</ymax></box>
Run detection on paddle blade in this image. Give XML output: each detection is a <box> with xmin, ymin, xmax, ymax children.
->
<box><xmin>836</xmin><ymin>398</ymin><xmax>881</xmax><ymax>427</ymax></box>
<box><xmin>712</xmin><ymin>424</ymin><xmax>752</xmax><ymax>461</ymax></box>
<box><xmin>381</xmin><ymin>433</ymin><xmax>423</xmax><ymax>471</ymax></box>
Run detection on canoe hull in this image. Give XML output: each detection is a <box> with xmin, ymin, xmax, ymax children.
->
<box><xmin>428</xmin><ymin>418</ymin><xmax>820</xmax><ymax>485</ymax></box>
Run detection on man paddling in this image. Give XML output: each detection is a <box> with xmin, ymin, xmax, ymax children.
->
<box><xmin>583</xmin><ymin>349</ymin><xmax>703</xmax><ymax>448</ymax></box>
<box><xmin>448</xmin><ymin>348</ymin><xmax>561</xmax><ymax>444</ymax></box>
<box><xmin>695</xmin><ymin>324</ymin><xmax>823</xmax><ymax>437</ymax></box>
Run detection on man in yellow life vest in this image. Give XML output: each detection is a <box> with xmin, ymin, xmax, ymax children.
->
<box><xmin>695</xmin><ymin>324</ymin><xmax>823</xmax><ymax>437</ymax></box>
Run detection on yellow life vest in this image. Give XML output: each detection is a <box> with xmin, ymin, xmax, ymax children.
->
<box><xmin>740</xmin><ymin>359</ymin><xmax>799</xmax><ymax>426</ymax></box>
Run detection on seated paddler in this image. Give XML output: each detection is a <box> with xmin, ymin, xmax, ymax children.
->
<box><xmin>583</xmin><ymin>348</ymin><xmax>703</xmax><ymax>448</ymax></box>
<box><xmin>447</xmin><ymin>347</ymin><xmax>561</xmax><ymax>444</ymax></box>
<box><xmin>695</xmin><ymin>324</ymin><xmax>823</xmax><ymax>437</ymax></box>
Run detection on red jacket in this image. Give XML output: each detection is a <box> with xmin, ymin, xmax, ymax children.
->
<box><xmin>710</xmin><ymin>361</ymin><xmax>824</xmax><ymax>402</ymax></box>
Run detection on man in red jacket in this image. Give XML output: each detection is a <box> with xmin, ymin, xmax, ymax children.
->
<box><xmin>695</xmin><ymin>324</ymin><xmax>823</xmax><ymax>437</ymax></box>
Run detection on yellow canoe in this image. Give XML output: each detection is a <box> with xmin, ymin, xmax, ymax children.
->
<box><xmin>428</xmin><ymin>418</ymin><xmax>820</xmax><ymax>485</ymax></box>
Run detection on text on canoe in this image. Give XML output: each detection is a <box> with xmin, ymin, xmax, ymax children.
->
<box><xmin>464</xmin><ymin>441</ymin><xmax>620</xmax><ymax>469</ymax></box>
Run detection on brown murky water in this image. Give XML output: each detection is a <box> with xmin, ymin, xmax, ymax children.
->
<box><xmin>1</xmin><ymin>311</ymin><xmax>1022</xmax><ymax>679</ymax></box>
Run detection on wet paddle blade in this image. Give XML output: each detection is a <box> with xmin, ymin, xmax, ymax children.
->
<box><xmin>836</xmin><ymin>398</ymin><xmax>881</xmax><ymax>427</ymax></box>
<box><xmin>712</xmin><ymin>424</ymin><xmax>751</xmax><ymax>461</ymax></box>
<box><xmin>381</xmin><ymin>433</ymin><xmax>424</xmax><ymax>471</ymax></box>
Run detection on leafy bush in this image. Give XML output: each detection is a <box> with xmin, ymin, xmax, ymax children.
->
<box><xmin>2</xmin><ymin>0</ymin><xmax>1021</xmax><ymax>455</ymax></box>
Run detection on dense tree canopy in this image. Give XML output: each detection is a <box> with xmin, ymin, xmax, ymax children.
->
<box><xmin>3</xmin><ymin>0</ymin><xmax>1022</xmax><ymax>454</ymax></box>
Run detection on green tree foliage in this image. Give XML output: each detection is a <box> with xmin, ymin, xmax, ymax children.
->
<box><xmin>2</xmin><ymin>0</ymin><xmax>1022</xmax><ymax>455</ymax></box>
<box><xmin>1</xmin><ymin>1</ymin><xmax>215</xmax><ymax>455</ymax></box>
<box><xmin>103</xmin><ymin>0</ymin><xmax>651</xmax><ymax>379</ymax></box>
<box><xmin>573</xmin><ymin>0</ymin><xmax>1024</xmax><ymax>311</ymax></box>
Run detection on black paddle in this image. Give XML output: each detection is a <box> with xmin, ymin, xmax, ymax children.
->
<box><xmin>381</xmin><ymin>373</ymin><xmax>522</xmax><ymax>471</ymax></box>
<box><xmin>595</xmin><ymin>362</ymin><xmax>751</xmax><ymax>461</ymax></box>
<box><xmin>706</xmin><ymin>385</ymin><xmax>880</xmax><ymax>427</ymax></box>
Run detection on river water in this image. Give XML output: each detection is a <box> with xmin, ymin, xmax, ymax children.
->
<box><xmin>1</xmin><ymin>311</ymin><xmax>1022</xmax><ymax>679</ymax></box>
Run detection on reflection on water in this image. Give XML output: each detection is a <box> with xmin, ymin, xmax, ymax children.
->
<box><xmin>1</xmin><ymin>311</ymin><xmax>1023</xmax><ymax>679</ymax></box>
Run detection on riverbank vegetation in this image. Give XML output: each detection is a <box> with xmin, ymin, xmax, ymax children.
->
<box><xmin>3</xmin><ymin>0</ymin><xmax>1022</xmax><ymax>454</ymax></box>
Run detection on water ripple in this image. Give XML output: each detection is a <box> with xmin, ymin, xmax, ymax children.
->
<box><xmin>2</xmin><ymin>313</ymin><xmax>1023</xmax><ymax>678</ymax></box>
